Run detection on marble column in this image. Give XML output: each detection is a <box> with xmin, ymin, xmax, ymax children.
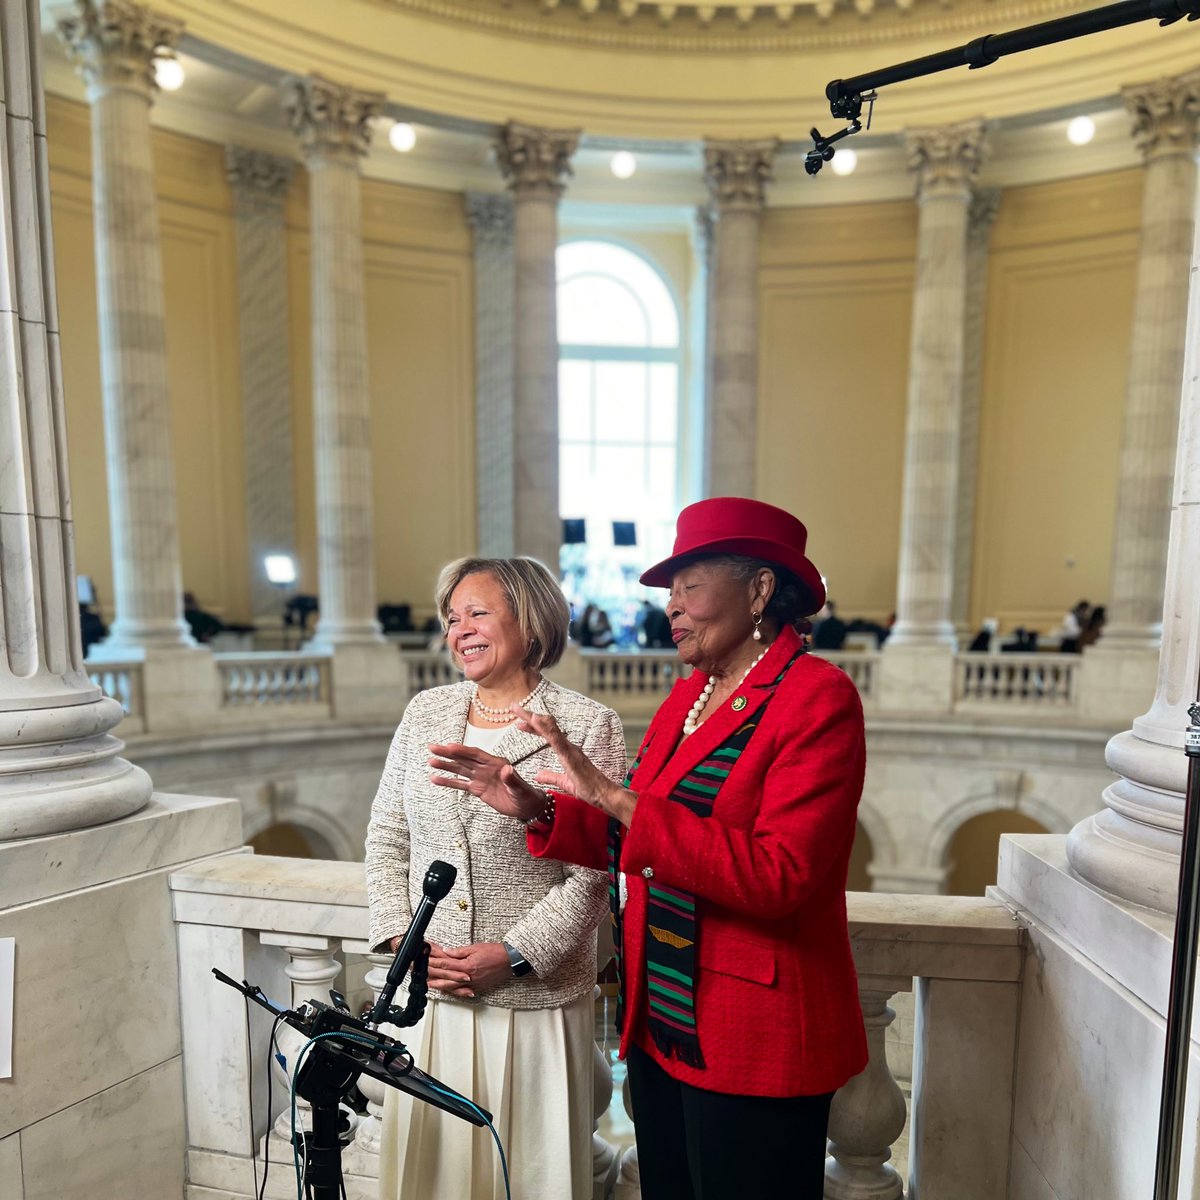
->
<box><xmin>225</xmin><ymin>146</ymin><xmax>299</xmax><ymax>626</ymax></box>
<box><xmin>889</xmin><ymin>121</ymin><xmax>987</xmax><ymax>650</ymax></box>
<box><xmin>2</xmin><ymin>0</ymin><xmax>151</xmax><ymax>838</ymax></box>
<box><xmin>952</xmin><ymin>189</ymin><xmax>1001</xmax><ymax>636</ymax></box>
<box><xmin>702</xmin><ymin>139</ymin><xmax>777</xmax><ymax>498</ymax></box>
<box><xmin>1101</xmin><ymin>72</ymin><xmax>1200</xmax><ymax>651</ymax></box>
<box><xmin>879</xmin><ymin>121</ymin><xmax>986</xmax><ymax>713</ymax></box>
<box><xmin>495</xmin><ymin>122</ymin><xmax>578</xmax><ymax>570</ymax></box>
<box><xmin>466</xmin><ymin>191</ymin><xmax>516</xmax><ymax>557</ymax></box>
<box><xmin>57</xmin><ymin>0</ymin><xmax>193</xmax><ymax>653</ymax></box>
<box><xmin>284</xmin><ymin>75</ymin><xmax>385</xmax><ymax>648</ymax></box>
<box><xmin>1067</xmin><ymin>163</ymin><xmax>1200</xmax><ymax>914</ymax></box>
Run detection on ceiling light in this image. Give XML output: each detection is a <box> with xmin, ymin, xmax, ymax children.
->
<box><xmin>830</xmin><ymin>147</ymin><xmax>858</xmax><ymax>176</ymax></box>
<box><xmin>1067</xmin><ymin>116</ymin><xmax>1096</xmax><ymax>146</ymax></box>
<box><xmin>389</xmin><ymin>122</ymin><xmax>417</xmax><ymax>153</ymax></box>
<box><xmin>153</xmin><ymin>56</ymin><xmax>184</xmax><ymax>91</ymax></box>
<box><xmin>611</xmin><ymin>151</ymin><xmax>637</xmax><ymax>180</ymax></box>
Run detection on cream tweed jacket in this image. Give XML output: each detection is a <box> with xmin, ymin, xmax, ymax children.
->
<box><xmin>365</xmin><ymin>679</ymin><xmax>627</xmax><ymax>1011</ymax></box>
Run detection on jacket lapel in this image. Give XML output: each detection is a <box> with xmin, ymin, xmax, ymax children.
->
<box><xmin>488</xmin><ymin>685</ymin><xmax>551</xmax><ymax>767</ymax></box>
<box><xmin>647</xmin><ymin>627</ymin><xmax>802</xmax><ymax>803</ymax></box>
<box><xmin>628</xmin><ymin>675</ymin><xmax>697</xmax><ymax>790</ymax></box>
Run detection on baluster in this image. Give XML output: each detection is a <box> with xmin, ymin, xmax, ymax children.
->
<box><xmin>825</xmin><ymin>982</ymin><xmax>908</xmax><ymax>1200</ymax></box>
<box><xmin>354</xmin><ymin>950</ymin><xmax>394</xmax><ymax>1155</ymax></box>
<box><xmin>613</xmin><ymin>1071</ymin><xmax>640</xmax><ymax>1200</ymax></box>
<box><xmin>261</xmin><ymin>936</ymin><xmax>345</xmax><ymax>1139</ymax></box>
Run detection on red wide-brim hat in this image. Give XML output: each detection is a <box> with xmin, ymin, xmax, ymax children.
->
<box><xmin>640</xmin><ymin>497</ymin><xmax>826</xmax><ymax>615</ymax></box>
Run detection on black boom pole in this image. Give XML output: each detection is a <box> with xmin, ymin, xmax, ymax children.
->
<box><xmin>805</xmin><ymin>0</ymin><xmax>1200</xmax><ymax>172</ymax></box>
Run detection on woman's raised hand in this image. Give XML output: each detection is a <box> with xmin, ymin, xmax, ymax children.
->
<box><xmin>428</xmin><ymin>743</ymin><xmax>546</xmax><ymax>821</ymax></box>
<box><xmin>512</xmin><ymin>706</ymin><xmax>636</xmax><ymax>826</ymax></box>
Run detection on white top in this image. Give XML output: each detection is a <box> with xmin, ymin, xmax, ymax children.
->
<box><xmin>462</xmin><ymin>722</ymin><xmax>509</xmax><ymax>753</ymax></box>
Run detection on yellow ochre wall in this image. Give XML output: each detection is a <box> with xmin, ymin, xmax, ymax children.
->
<box><xmin>47</xmin><ymin>95</ymin><xmax>475</xmax><ymax>626</ymax></box>
<box><xmin>756</xmin><ymin>171</ymin><xmax>1141</xmax><ymax>630</ymax></box>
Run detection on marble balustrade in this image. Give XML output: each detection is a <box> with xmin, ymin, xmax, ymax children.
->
<box><xmin>170</xmin><ymin>855</ymin><xmax>1024</xmax><ymax>1200</ymax></box>
<box><xmin>955</xmin><ymin>652</ymin><xmax>1080</xmax><ymax>711</ymax></box>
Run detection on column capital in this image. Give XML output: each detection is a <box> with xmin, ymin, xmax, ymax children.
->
<box><xmin>224</xmin><ymin>146</ymin><xmax>295</xmax><ymax>216</ymax></box>
<box><xmin>465</xmin><ymin>191</ymin><xmax>515</xmax><ymax>247</ymax></box>
<box><xmin>703</xmin><ymin>138</ymin><xmax>778</xmax><ymax>212</ymax></box>
<box><xmin>906</xmin><ymin>119</ymin><xmax>987</xmax><ymax>199</ymax></box>
<box><xmin>967</xmin><ymin>187</ymin><xmax>1002</xmax><ymax>246</ymax></box>
<box><xmin>283</xmin><ymin>75</ymin><xmax>384</xmax><ymax>164</ymax></box>
<box><xmin>1123</xmin><ymin>70</ymin><xmax>1200</xmax><ymax>161</ymax></box>
<box><xmin>495</xmin><ymin>122</ymin><xmax>579</xmax><ymax>197</ymax></box>
<box><xmin>56</xmin><ymin>0</ymin><xmax>182</xmax><ymax>99</ymax></box>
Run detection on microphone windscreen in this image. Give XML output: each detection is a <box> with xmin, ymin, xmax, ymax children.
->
<box><xmin>423</xmin><ymin>860</ymin><xmax>457</xmax><ymax>902</ymax></box>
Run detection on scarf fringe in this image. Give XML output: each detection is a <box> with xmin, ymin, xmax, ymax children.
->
<box><xmin>651</xmin><ymin>1025</ymin><xmax>707</xmax><ymax>1071</ymax></box>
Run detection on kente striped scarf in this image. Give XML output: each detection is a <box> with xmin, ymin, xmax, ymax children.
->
<box><xmin>608</xmin><ymin>648</ymin><xmax>803</xmax><ymax>1069</ymax></box>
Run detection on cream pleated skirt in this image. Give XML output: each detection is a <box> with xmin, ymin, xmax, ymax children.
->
<box><xmin>378</xmin><ymin>991</ymin><xmax>594</xmax><ymax>1200</ymax></box>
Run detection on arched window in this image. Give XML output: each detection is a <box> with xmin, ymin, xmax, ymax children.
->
<box><xmin>557</xmin><ymin>240</ymin><xmax>682</xmax><ymax>632</ymax></box>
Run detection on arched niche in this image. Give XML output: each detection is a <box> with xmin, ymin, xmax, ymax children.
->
<box><xmin>944</xmin><ymin>809</ymin><xmax>1049</xmax><ymax>897</ymax></box>
<box><xmin>248</xmin><ymin>820</ymin><xmax>338</xmax><ymax>861</ymax></box>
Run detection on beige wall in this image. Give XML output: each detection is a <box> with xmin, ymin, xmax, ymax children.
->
<box><xmin>758</xmin><ymin>200</ymin><xmax>917</xmax><ymax>623</ymax></box>
<box><xmin>286</xmin><ymin>176</ymin><xmax>476</xmax><ymax>626</ymax></box>
<box><xmin>758</xmin><ymin>170</ymin><xmax>1142</xmax><ymax>633</ymax></box>
<box><xmin>48</xmin><ymin>95</ymin><xmax>476</xmax><ymax>628</ymax></box>
<box><xmin>971</xmin><ymin>170</ymin><xmax>1141</xmax><ymax>633</ymax></box>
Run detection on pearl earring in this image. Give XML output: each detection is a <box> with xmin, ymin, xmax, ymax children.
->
<box><xmin>751</xmin><ymin>611</ymin><xmax>763</xmax><ymax>641</ymax></box>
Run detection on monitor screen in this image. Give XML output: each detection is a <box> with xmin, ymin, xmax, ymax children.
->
<box><xmin>562</xmin><ymin>518</ymin><xmax>587</xmax><ymax>545</ymax></box>
<box><xmin>612</xmin><ymin>521</ymin><xmax>637</xmax><ymax>547</ymax></box>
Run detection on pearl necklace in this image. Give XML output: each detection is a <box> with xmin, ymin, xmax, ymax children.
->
<box><xmin>682</xmin><ymin>648</ymin><xmax>769</xmax><ymax>737</ymax></box>
<box><xmin>471</xmin><ymin>677</ymin><xmax>548</xmax><ymax>724</ymax></box>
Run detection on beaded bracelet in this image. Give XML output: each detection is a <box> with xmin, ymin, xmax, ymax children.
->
<box><xmin>519</xmin><ymin>792</ymin><xmax>556</xmax><ymax>828</ymax></box>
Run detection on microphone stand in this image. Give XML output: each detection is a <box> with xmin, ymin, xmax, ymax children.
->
<box><xmin>804</xmin><ymin>0</ymin><xmax>1200</xmax><ymax>173</ymax></box>
<box><xmin>212</xmin><ymin>859</ymin><xmax>488</xmax><ymax>1200</ymax></box>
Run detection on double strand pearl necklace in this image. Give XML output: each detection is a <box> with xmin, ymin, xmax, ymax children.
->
<box><xmin>471</xmin><ymin>676</ymin><xmax>548</xmax><ymax>724</ymax></box>
<box><xmin>682</xmin><ymin>648</ymin><xmax>769</xmax><ymax>737</ymax></box>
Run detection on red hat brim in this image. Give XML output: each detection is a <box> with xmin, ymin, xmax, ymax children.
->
<box><xmin>639</xmin><ymin>535</ymin><xmax>826</xmax><ymax>616</ymax></box>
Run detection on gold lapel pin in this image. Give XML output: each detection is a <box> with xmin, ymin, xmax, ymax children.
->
<box><xmin>731</xmin><ymin>695</ymin><xmax>748</xmax><ymax>712</ymax></box>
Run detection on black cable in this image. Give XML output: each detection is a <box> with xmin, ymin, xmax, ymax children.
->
<box><xmin>244</xmin><ymin>997</ymin><xmax>261</xmax><ymax>1200</ymax></box>
<box><xmin>260</xmin><ymin>1014</ymin><xmax>284</xmax><ymax>1200</ymax></box>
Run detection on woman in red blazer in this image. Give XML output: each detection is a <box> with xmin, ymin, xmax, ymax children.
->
<box><xmin>430</xmin><ymin>497</ymin><xmax>868</xmax><ymax>1199</ymax></box>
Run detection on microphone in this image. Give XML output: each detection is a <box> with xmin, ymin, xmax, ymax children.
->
<box><xmin>366</xmin><ymin>860</ymin><xmax>457</xmax><ymax>1027</ymax></box>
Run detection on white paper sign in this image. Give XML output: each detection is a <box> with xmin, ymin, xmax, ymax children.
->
<box><xmin>0</xmin><ymin>937</ymin><xmax>13</xmax><ymax>1079</ymax></box>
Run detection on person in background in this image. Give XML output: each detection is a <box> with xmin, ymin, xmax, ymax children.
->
<box><xmin>1079</xmin><ymin>604</ymin><xmax>1107</xmax><ymax>649</ymax></box>
<box><xmin>183</xmin><ymin>591</ymin><xmax>224</xmax><ymax>644</ymax></box>
<box><xmin>431</xmin><ymin>498</ymin><xmax>867</xmax><ymax>1199</ymax></box>
<box><xmin>1059</xmin><ymin>600</ymin><xmax>1091</xmax><ymax>653</ymax></box>
<box><xmin>366</xmin><ymin>556</ymin><xmax>627</xmax><ymax>1200</ymax></box>
<box><xmin>639</xmin><ymin>599</ymin><xmax>673</xmax><ymax>649</ymax></box>
<box><xmin>968</xmin><ymin>617</ymin><xmax>999</xmax><ymax>653</ymax></box>
<box><xmin>812</xmin><ymin>599</ymin><xmax>848</xmax><ymax>651</ymax></box>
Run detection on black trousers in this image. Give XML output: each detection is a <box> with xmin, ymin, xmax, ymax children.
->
<box><xmin>624</xmin><ymin>1043</ymin><xmax>834</xmax><ymax>1200</ymax></box>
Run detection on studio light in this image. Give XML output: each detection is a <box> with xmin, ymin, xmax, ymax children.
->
<box><xmin>1067</xmin><ymin>115</ymin><xmax>1096</xmax><ymax>146</ymax></box>
<box><xmin>153</xmin><ymin>56</ymin><xmax>185</xmax><ymax>91</ymax></box>
<box><xmin>389</xmin><ymin>122</ymin><xmax>417</xmax><ymax>153</ymax></box>
<box><xmin>264</xmin><ymin>554</ymin><xmax>297</xmax><ymax>586</ymax></box>
<box><xmin>830</xmin><ymin>147</ymin><xmax>858</xmax><ymax>176</ymax></box>
<box><xmin>611</xmin><ymin>151</ymin><xmax>637</xmax><ymax>179</ymax></box>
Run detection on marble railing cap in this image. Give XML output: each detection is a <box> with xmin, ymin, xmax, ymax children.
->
<box><xmin>170</xmin><ymin>853</ymin><xmax>367</xmax><ymax>906</ymax></box>
<box><xmin>848</xmin><ymin>892</ymin><xmax>1023</xmax><ymax>945</ymax></box>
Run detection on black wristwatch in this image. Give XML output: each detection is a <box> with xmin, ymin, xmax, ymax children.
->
<box><xmin>503</xmin><ymin>941</ymin><xmax>534</xmax><ymax>978</ymax></box>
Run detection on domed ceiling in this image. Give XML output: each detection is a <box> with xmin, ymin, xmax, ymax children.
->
<box><xmin>142</xmin><ymin>0</ymin><xmax>1195</xmax><ymax>137</ymax></box>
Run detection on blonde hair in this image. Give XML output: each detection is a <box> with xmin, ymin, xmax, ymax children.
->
<box><xmin>435</xmin><ymin>557</ymin><xmax>569</xmax><ymax>671</ymax></box>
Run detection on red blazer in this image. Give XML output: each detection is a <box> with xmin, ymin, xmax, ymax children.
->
<box><xmin>529</xmin><ymin>626</ymin><xmax>868</xmax><ymax>1097</ymax></box>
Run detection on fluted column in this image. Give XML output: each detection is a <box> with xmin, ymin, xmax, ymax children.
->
<box><xmin>225</xmin><ymin>147</ymin><xmax>298</xmax><ymax>624</ymax></box>
<box><xmin>1101</xmin><ymin>71</ymin><xmax>1200</xmax><ymax>651</ymax></box>
<box><xmin>1067</xmin><ymin>183</ymin><xmax>1200</xmax><ymax>913</ymax></box>
<box><xmin>284</xmin><ymin>76</ymin><xmax>385</xmax><ymax>648</ymax></box>
<box><xmin>466</xmin><ymin>192</ymin><xmax>516</xmax><ymax>556</ymax></box>
<box><xmin>952</xmin><ymin>189</ymin><xmax>1001</xmax><ymax>635</ymax></box>
<box><xmin>2</xmin><ymin>0</ymin><xmax>151</xmax><ymax>838</ymax></box>
<box><xmin>57</xmin><ymin>0</ymin><xmax>193</xmax><ymax>653</ymax></box>
<box><xmin>496</xmin><ymin>122</ymin><xmax>578</xmax><ymax>570</ymax></box>
<box><xmin>889</xmin><ymin>120</ymin><xmax>986</xmax><ymax>649</ymax></box>
<box><xmin>702</xmin><ymin>139</ymin><xmax>777</xmax><ymax>498</ymax></box>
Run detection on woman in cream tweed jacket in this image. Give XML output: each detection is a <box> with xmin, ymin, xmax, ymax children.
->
<box><xmin>365</xmin><ymin>556</ymin><xmax>626</xmax><ymax>1200</ymax></box>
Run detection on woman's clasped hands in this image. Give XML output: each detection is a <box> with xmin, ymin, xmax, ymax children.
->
<box><xmin>429</xmin><ymin>704</ymin><xmax>637</xmax><ymax>827</ymax></box>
